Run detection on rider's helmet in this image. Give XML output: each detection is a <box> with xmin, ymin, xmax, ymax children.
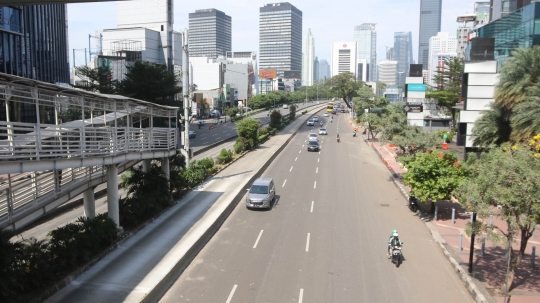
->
<box><xmin>392</xmin><ymin>229</ymin><xmax>397</xmax><ymax>234</ymax></box>
<box><xmin>393</xmin><ymin>232</ymin><xmax>399</xmax><ymax>237</ymax></box>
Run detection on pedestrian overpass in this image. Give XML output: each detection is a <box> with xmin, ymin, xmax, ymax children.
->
<box><xmin>0</xmin><ymin>73</ymin><xmax>178</xmax><ymax>231</ymax></box>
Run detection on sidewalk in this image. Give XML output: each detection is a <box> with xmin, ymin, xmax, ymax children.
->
<box><xmin>344</xmin><ymin>115</ymin><xmax>540</xmax><ymax>303</ymax></box>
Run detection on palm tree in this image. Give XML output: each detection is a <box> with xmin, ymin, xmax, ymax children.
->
<box><xmin>510</xmin><ymin>100</ymin><xmax>540</xmax><ymax>140</ymax></box>
<box><xmin>495</xmin><ymin>46</ymin><xmax>540</xmax><ymax>110</ymax></box>
<box><xmin>471</xmin><ymin>102</ymin><xmax>511</xmax><ymax>147</ymax></box>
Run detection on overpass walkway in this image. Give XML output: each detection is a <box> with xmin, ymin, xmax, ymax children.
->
<box><xmin>0</xmin><ymin>73</ymin><xmax>179</xmax><ymax>230</ymax></box>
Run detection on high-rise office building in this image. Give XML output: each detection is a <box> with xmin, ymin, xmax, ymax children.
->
<box><xmin>319</xmin><ymin>59</ymin><xmax>330</xmax><ymax>80</ymax></box>
<box><xmin>302</xmin><ymin>28</ymin><xmax>315</xmax><ymax>86</ymax></box>
<box><xmin>490</xmin><ymin>0</ymin><xmax>534</xmax><ymax>22</ymax></box>
<box><xmin>393</xmin><ymin>32</ymin><xmax>413</xmax><ymax>87</ymax></box>
<box><xmin>428</xmin><ymin>32</ymin><xmax>457</xmax><ymax>85</ymax></box>
<box><xmin>378</xmin><ymin>60</ymin><xmax>398</xmax><ymax>86</ymax></box>
<box><xmin>418</xmin><ymin>0</ymin><xmax>442</xmax><ymax>70</ymax></box>
<box><xmin>189</xmin><ymin>9</ymin><xmax>232</xmax><ymax>59</ymax></box>
<box><xmin>0</xmin><ymin>5</ymin><xmax>69</xmax><ymax>84</ymax></box>
<box><xmin>354</xmin><ymin>23</ymin><xmax>377</xmax><ymax>81</ymax></box>
<box><xmin>386</xmin><ymin>47</ymin><xmax>394</xmax><ymax>60</ymax></box>
<box><xmin>259</xmin><ymin>2</ymin><xmax>303</xmax><ymax>78</ymax></box>
<box><xmin>314</xmin><ymin>56</ymin><xmax>319</xmax><ymax>82</ymax></box>
<box><xmin>331</xmin><ymin>42</ymin><xmax>357</xmax><ymax>77</ymax></box>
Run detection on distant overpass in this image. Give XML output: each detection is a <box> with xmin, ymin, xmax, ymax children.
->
<box><xmin>0</xmin><ymin>0</ymin><xmax>124</xmax><ymax>5</ymax></box>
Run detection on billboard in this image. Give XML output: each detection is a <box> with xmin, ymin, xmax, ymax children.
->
<box><xmin>407</xmin><ymin>84</ymin><xmax>426</xmax><ymax>92</ymax></box>
<box><xmin>470</xmin><ymin>38</ymin><xmax>494</xmax><ymax>61</ymax></box>
<box><xmin>259</xmin><ymin>69</ymin><xmax>277</xmax><ymax>79</ymax></box>
<box><xmin>284</xmin><ymin>70</ymin><xmax>301</xmax><ymax>79</ymax></box>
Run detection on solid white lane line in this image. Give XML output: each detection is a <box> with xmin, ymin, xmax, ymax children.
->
<box><xmin>226</xmin><ymin>285</ymin><xmax>238</xmax><ymax>303</ymax></box>
<box><xmin>311</xmin><ymin>201</ymin><xmax>314</xmax><ymax>213</ymax></box>
<box><xmin>316</xmin><ymin>167</ymin><xmax>318</xmax><ymax>174</ymax></box>
<box><xmin>314</xmin><ymin>181</ymin><xmax>317</xmax><ymax>189</ymax></box>
<box><xmin>253</xmin><ymin>230</ymin><xmax>264</xmax><ymax>248</ymax></box>
<box><xmin>295</xmin><ymin>157</ymin><xmax>298</xmax><ymax>161</ymax></box>
<box><xmin>306</xmin><ymin>233</ymin><xmax>310</xmax><ymax>252</ymax></box>
<box><xmin>290</xmin><ymin>166</ymin><xmax>293</xmax><ymax>172</ymax></box>
<box><xmin>299</xmin><ymin>289</ymin><xmax>304</xmax><ymax>303</ymax></box>
<box><xmin>282</xmin><ymin>179</ymin><xmax>287</xmax><ymax>187</ymax></box>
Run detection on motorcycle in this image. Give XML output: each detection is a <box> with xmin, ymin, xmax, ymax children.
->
<box><xmin>391</xmin><ymin>245</ymin><xmax>403</xmax><ymax>267</ymax></box>
<box><xmin>337</xmin><ymin>137</ymin><xmax>340</xmax><ymax>143</ymax></box>
<box><xmin>408</xmin><ymin>197</ymin><xmax>419</xmax><ymax>213</ymax></box>
<box><xmin>353</xmin><ymin>132</ymin><xmax>357</xmax><ymax>137</ymax></box>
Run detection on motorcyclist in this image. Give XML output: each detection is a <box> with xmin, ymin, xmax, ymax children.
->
<box><xmin>388</xmin><ymin>230</ymin><xmax>403</xmax><ymax>257</ymax></box>
<box><xmin>320</xmin><ymin>121</ymin><xmax>323</xmax><ymax>127</ymax></box>
<box><xmin>331</xmin><ymin>116</ymin><xmax>333</xmax><ymax>123</ymax></box>
<box><xmin>353</xmin><ymin>130</ymin><xmax>357</xmax><ymax>137</ymax></box>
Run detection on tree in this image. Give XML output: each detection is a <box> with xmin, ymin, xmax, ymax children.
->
<box><xmin>116</xmin><ymin>60</ymin><xmax>181</xmax><ymax>106</ymax></box>
<box><xmin>269</xmin><ymin>110</ymin><xmax>282</xmax><ymax>129</ymax></box>
<box><xmin>403</xmin><ymin>150</ymin><xmax>468</xmax><ymax>212</ymax></box>
<box><xmin>471</xmin><ymin>102</ymin><xmax>512</xmax><ymax>147</ymax></box>
<box><xmin>379</xmin><ymin>102</ymin><xmax>408</xmax><ymax>142</ymax></box>
<box><xmin>511</xmin><ymin>99</ymin><xmax>540</xmax><ymax>141</ymax></box>
<box><xmin>353</xmin><ymin>86</ymin><xmax>388</xmax><ymax>140</ymax></box>
<box><xmin>426</xmin><ymin>57</ymin><xmax>464</xmax><ymax>121</ymax></box>
<box><xmin>236</xmin><ymin>117</ymin><xmax>260</xmax><ymax>149</ymax></box>
<box><xmin>454</xmin><ymin>142</ymin><xmax>540</xmax><ymax>293</ymax></box>
<box><xmin>289</xmin><ymin>104</ymin><xmax>297</xmax><ymax>120</ymax></box>
<box><xmin>390</xmin><ymin>126</ymin><xmax>440</xmax><ymax>157</ymax></box>
<box><xmin>326</xmin><ymin>72</ymin><xmax>362</xmax><ymax>108</ymax></box>
<box><xmin>71</xmin><ymin>65</ymin><xmax>116</xmax><ymax>94</ymax></box>
<box><xmin>495</xmin><ymin>46</ymin><xmax>540</xmax><ymax>110</ymax></box>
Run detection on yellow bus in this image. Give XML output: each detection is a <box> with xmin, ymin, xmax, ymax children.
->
<box><xmin>327</xmin><ymin>101</ymin><xmax>334</xmax><ymax>113</ymax></box>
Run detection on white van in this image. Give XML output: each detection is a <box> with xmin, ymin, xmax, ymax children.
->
<box><xmin>283</xmin><ymin>104</ymin><xmax>288</xmax><ymax>109</ymax></box>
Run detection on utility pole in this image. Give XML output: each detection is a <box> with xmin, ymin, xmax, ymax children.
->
<box><xmin>182</xmin><ymin>29</ymin><xmax>190</xmax><ymax>166</ymax></box>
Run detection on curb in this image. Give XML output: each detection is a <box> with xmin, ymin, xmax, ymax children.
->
<box><xmin>140</xmin><ymin>105</ymin><xmax>327</xmax><ymax>303</ymax></box>
<box><xmin>355</xmin><ymin>123</ymin><xmax>495</xmax><ymax>303</ymax></box>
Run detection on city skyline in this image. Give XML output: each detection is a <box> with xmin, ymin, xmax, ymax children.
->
<box><xmin>68</xmin><ymin>0</ymin><xmax>475</xmax><ymax>78</ymax></box>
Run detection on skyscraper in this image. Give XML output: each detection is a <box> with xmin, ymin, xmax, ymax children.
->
<box><xmin>418</xmin><ymin>0</ymin><xmax>442</xmax><ymax>70</ymax></box>
<box><xmin>319</xmin><ymin>59</ymin><xmax>330</xmax><ymax>80</ymax></box>
<box><xmin>490</xmin><ymin>0</ymin><xmax>533</xmax><ymax>22</ymax></box>
<box><xmin>0</xmin><ymin>4</ymin><xmax>69</xmax><ymax>84</ymax></box>
<box><xmin>393</xmin><ymin>32</ymin><xmax>413</xmax><ymax>87</ymax></box>
<box><xmin>302</xmin><ymin>28</ymin><xmax>315</xmax><ymax>86</ymax></box>
<box><xmin>427</xmin><ymin>32</ymin><xmax>457</xmax><ymax>85</ymax></box>
<box><xmin>331</xmin><ymin>42</ymin><xmax>357</xmax><ymax>77</ymax></box>
<box><xmin>314</xmin><ymin>56</ymin><xmax>319</xmax><ymax>83</ymax></box>
<box><xmin>354</xmin><ymin>23</ymin><xmax>377</xmax><ymax>81</ymax></box>
<box><xmin>189</xmin><ymin>9</ymin><xmax>232</xmax><ymax>59</ymax></box>
<box><xmin>259</xmin><ymin>2</ymin><xmax>302</xmax><ymax>78</ymax></box>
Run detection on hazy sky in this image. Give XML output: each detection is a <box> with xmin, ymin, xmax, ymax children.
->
<box><xmin>68</xmin><ymin>0</ymin><xmax>478</xmax><ymax>68</ymax></box>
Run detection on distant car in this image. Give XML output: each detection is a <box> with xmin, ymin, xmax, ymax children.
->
<box><xmin>319</xmin><ymin>128</ymin><xmax>327</xmax><ymax>135</ymax></box>
<box><xmin>242</xmin><ymin>107</ymin><xmax>253</xmax><ymax>113</ymax></box>
<box><xmin>312</xmin><ymin>116</ymin><xmax>319</xmax><ymax>122</ymax></box>
<box><xmin>307</xmin><ymin>119</ymin><xmax>314</xmax><ymax>126</ymax></box>
<box><xmin>341</xmin><ymin>108</ymin><xmax>345</xmax><ymax>113</ymax></box>
<box><xmin>323</xmin><ymin>113</ymin><xmax>329</xmax><ymax>117</ymax></box>
<box><xmin>332</xmin><ymin>109</ymin><xmax>337</xmax><ymax>114</ymax></box>
<box><xmin>308</xmin><ymin>133</ymin><xmax>318</xmax><ymax>141</ymax></box>
<box><xmin>188</xmin><ymin>131</ymin><xmax>196</xmax><ymax>138</ymax></box>
<box><xmin>283</xmin><ymin>104</ymin><xmax>288</xmax><ymax>109</ymax></box>
<box><xmin>307</xmin><ymin>140</ymin><xmax>320</xmax><ymax>152</ymax></box>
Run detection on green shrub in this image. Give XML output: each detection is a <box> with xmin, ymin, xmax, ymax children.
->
<box><xmin>258</xmin><ymin>133</ymin><xmax>270</xmax><ymax>142</ymax></box>
<box><xmin>270</xmin><ymin>110</ymin><xmax>282</xmax><ymax>129</ymax></box>
<box><xmin>198</xmin><ymin>157</ymin><xmax>215</xmax><ymax>170</ymax></box>
<box><xmin>269</xmin><ymin>128</ymin><xmax>277</xmax><ymax>135</ymax></box>
<box><xmin>236</xmin><ymin>119</ymin><xmax>259</xmax><ymax>149</ymax></box>
<box><xmin>216</xmin><ymin>148</ymin><xmax>233</xmax><ymax>164</ymax></box>
<box><xmin>183</xmin><ymin>161</ymin><xmax>207</xmax><ymax>188</ymax></box>
<box><xmin>258</xmin><ymin>127</ymin><xmax>269</xmax><ymax>136</ymax></box>
<box><xmin>289</xmin><ymin>104</ymin><xmax>297</xmax><ymax>120</ymax></box>
<box><xmin>234</xmin><ymin>139</ymin><xmax>244</xmax><ymax>154</ymax></box>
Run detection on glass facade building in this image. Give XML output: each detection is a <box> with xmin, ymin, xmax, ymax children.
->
<box><xmin>490</xmin><ymin>0</ymin><xmax>534</xmax><ymax>22</ymax></box>
<box><xmin>393</xmin><ymin>32</ymin><xmax>413</xmax><ymax>87</ymax></box>
<box><xmin>189</xmin><ymin>9</ymin><xmax>231</xmax><ymax>59</ymax></box>
<box><xmin>259</xmin><ymin>2</ymin><xmax>302</xmax><ymax>79</ymax></box>
<box><xmin>354</xmin><ymin>23</ymin><xmax>376</xmax><ymax>82</ymax></box>
<box><xmin>472</xmin><ymin>2</ymin><xmax>540</xmax><ymax>69</ymax></box>
<box><xmin>0</xmin><ymin>5</ymin><xmax>69</xmax><ymax>84</ymax></box>
<box><xmin>418</xmin><ymin>0</ymin><xmax>442</xmax><ymax>70</ymax></box>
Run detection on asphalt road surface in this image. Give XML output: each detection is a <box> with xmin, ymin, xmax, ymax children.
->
<box><xmin>188</xmin><ymin>102</ymin><xmax>326</xmax><ymax>151</ymax></box>
<box><xmin>159</xmin><ymin>109</ymin><xmax>473</xmax><ymax>303</ymax></box>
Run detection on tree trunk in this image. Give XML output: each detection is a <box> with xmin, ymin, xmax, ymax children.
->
<box><xmin>499</xmin><ymin>227</ymin><xmax>530</xmax><ymax>293</ymax></box>
<box><xmin>430</xmin><ymin>200</ymin><xmax>435</xmax><ymax>214</ymax></box>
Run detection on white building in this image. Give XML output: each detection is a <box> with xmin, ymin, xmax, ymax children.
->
<box><xmin>226</xmin><ymin>51</ymin><xmax>259</xmax><ymax>95</ymax></box>
<box><xmin>331</xmin><ymin>42</ymin><xmax>357</xmax><ymax>77</ymax></box>
<box><xmin>430</xmin><ymin>52</ymin><xmax>458</xmax><ymax>87</ymax></box>
<box><xmin>377</xmin><ymin>60</ymin><xmax>398</xmax><ymax>86</ymax></box>
<box><xmin>96</xmin><ymin>0</ymin><xmax>182</xmax><ymax>81</ymax></box>
<box><xmin>427</xmin><ymin>32</ymin><xmax>457</xmax><ymax>85</ymax></box>
<box><xmin>354</xmin><ymin>23</ymin><xmax>377</xmax><ymax>82</ymax></box>
<box><xmin>302</xmin><ymin>28</ymin><xmax>315</xmax><ymax>86</ymax></box>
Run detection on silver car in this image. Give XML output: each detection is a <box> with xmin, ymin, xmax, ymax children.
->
<box><xmin>246</xmin><ymin>178</ymin><xmax>275</xmax><ymax>209</ymax></box>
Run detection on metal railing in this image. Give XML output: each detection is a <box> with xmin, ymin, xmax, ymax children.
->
<box><xmin>0</xmin><ymin>122</ymin><xmax>177</xmax><ymax>161</ymax></box>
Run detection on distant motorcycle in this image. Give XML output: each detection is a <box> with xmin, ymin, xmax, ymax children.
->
<box><xmin>353</xmin><ymin>132</ymin><xmax>357</xmax><ymax>137</ymax></box>
<box><xmin>391</xmin><ymin>245</ymin><xmax>403</xmax><ymax>267</ymax></box>
<box><xmin>337</xmin><ymin>137</ymin><xmax>340</xmax><ymax>143</ymax></box>
<box><xmin>408</xmin><ymin>197</ymin><xmax>419</xmax><ymax>213</ymax></box>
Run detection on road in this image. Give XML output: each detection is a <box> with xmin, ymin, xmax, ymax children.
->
<box><xmin>159</xmin><ymin>109</ymin><xmax>473</xmax><ymax>303</ymax></box>
<box><xmin>188</xmin><ymin>101</ymin><xmax>325</xmax><ymax>151</ymax></box>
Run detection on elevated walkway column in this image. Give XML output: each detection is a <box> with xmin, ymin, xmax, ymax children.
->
<box><xmin>107</xmin><ymin>164</ymin><xmax>120</xmax><ymax>228</ymax></box>
<box><xmin>142</xmin><ymin>159</ymin><xmax>151</xmax><ymax>173</ymax></box>
<box><xmin>83</xmin><ymin>188</ymin><xmax>95</xmax><ymax>219</ymax></box>
<box><xmin>161</xmin><ymin>157</ymin><xmax>170</xmax><ymax>189</ymax></box>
